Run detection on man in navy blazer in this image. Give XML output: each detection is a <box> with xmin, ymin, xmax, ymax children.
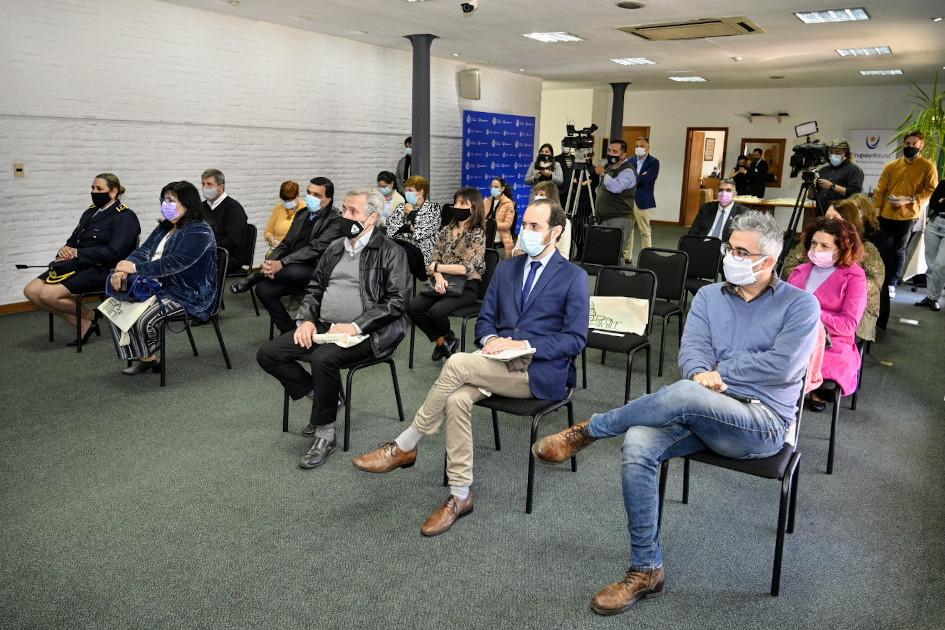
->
<box><xmin>353</xmin><ymin>199</ymin><xmax>589</xmax><ymax>535</ymax></box>
<box><xmin>630</xmin><ymin>137</ymin><xmax>660</xmax><ymax>262</ymax></box>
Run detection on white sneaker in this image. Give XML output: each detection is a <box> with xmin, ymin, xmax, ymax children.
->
<box><xmin>888</xmin><ymin>286</ymin><xmax>896</xmax><ymax>299</ymax></box>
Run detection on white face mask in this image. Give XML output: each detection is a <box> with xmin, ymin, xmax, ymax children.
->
<box><xmin>722</xmin><ymin>252</ymin><xmax>768</xmax><ymax>286</ymax></box>
<box><xmin>203</xmin><ymin>186</ymin><xmax>220</xmax><ymax>201</ymax></box>
<box><xmin>521</xmin><ymin>229</ymin><xmax>549</xmax><ymax>257</ymax></box>
<box><xmin>634</xmin><ymin>147</ymin><xmax>647</xmax><ymax>158</ymax></box>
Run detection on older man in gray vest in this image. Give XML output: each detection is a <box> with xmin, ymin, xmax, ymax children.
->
<box><xmin>595</xmin><ymin>139</ymin><xmax>638</xmax><ymax>264</ymax></box>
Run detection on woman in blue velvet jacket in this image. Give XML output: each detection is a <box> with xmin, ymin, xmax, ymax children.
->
<box><xmin>107</xmin><ymin>180</ymin><xmax>218</xmax><ymax>375</ymax></box>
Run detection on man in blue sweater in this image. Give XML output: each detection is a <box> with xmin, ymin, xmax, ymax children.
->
<box><xmin>533</xmin><ymin>211</ymin><xmax>821</xmax><ymax>615</ymax></box>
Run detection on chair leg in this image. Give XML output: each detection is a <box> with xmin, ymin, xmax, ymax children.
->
<box><xmin>408</xmin><ymin>321</ymin><xmax>416</xmax><ymax>369</ymax></box>
<box><xmin>827</xmin><ymin>390</ymin><xmax>840</xmax><ymax>474</ymax></box>
<box><xmin>184</xmin><ymin>321</ymin><xmax>198</xmax><ymax>357</ymax></box>
<box><xmin>567</xmin><ymin>402</ymin><xmax>576</xmax><ymax>473</ymax></box>
<box><xmin>772</xmin><ymin>471</ymin><xmax>792</xmax><ymax>596</ymax></box>
<box><xmin>851</xmin><ymin>344</ymin><xmax>865</xmax><ymax>411</ymax></box>
<box><xmin>676</xmin><ymin>311</ymin><xmax>684</xmax><ymax>351</ymax></box>
<box><xmin>343</xmin><ymin>369</ymin><xmax>356</xmax><ymax>452</ymax></box>
<box><xmin>657</xmin><ymin>317</ymin><xmax>667</xmax><ymax>377</ymax></box>
<box><xmin>787</xmin><ymin>456</ymin><xmax>801</xmax><ymax>534</ymax></box>
<box><xmin>159</xmin><ymin>321</ymin><xmax>168</xmax><ymax>387</ymax></box>
<box><xmin>645</xmin><ymin>346</ymin><xmax>652</xmax><ymax>394</ymax></box>
<box><xmin>384</xmin><ymin>359</ymin><xmax>405</xmax><ymax>423</ymax></box>
<box><xmin>682</xmin><ymin>457</ymin><xmax>690</xmax><ymax>504</ymax></box>
<box><xmin>282</xmin><ymin>389</ymin><xmax>290</xmax><ymax>432</ymax></box>
<box><xmin>526</xmin><ymin>412</ymin><xmax>545</xmax><ymax>514</ymax></box>
<box><xmin>624</xmin><ymin>351</ymin><xmax>633</xmax><ymax>405</ymax></box>
<box><xmin>269</xmin><ymin>318</ymin><xmax>275</xmax><ymax>341</ymax></box>
<box><xmin>249</xmin><ymin>288</ymin><xmax>260</xmax><ymax>317</ymax></box>
<box><xmin>600</xmin><ymin>349</ymin><xmax>607</xmax><ymax>365</ymax></box>
<box><xmin>75</xmin><ymin>297</ymin><xmax>84</xmax><ymax>353</ymax></box>
<box><xmin>657</xmin><ymin>460</ymin><xmax>669</xmax><ymax>531</ymax></box>
<box><xmin>442</xmin><ymin>451</ymin><xmax>448</xmax><ymax>487</ymax></box>
<box><xmin>48</xmin><ymin>313</ymin><xmax>54</xmax><ymax>342</ymax></box>
<box><xmin>492</xmin><ymin>410</ymin><xmax>501</xmax><ymax>451</ymax></box>
<box><xmin>460</xmin><ymin>317</ymin><xmax>468</xmax><ymax>352</ymax></box>
<box><xmin>581</xmin><ymin>348</ymin><xmax>588</xmax><ymax>389</ymax></box>
<box><xmin>211</xmin><ymin>316</ymin><xmax>232</xmax><ymax>369</ymax></box>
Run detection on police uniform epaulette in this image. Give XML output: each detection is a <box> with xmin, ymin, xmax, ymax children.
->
<box><xmin>115</xmin><ymin>203</ymin><xmax>129</xmax><ymax>212</ymax></box>
<box><xmin>86</xmin><ymin>204</ymin><xmax>97</xmax><ymax>211</ymax></box>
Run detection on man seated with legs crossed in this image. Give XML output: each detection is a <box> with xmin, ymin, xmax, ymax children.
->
<box><xmin>352</xmin><ymin>199</ymin><xmax>589</xmax><ymax>536</ymax></box>
<box><xmin>257</xmin><ymin>190</ymin><xmax>410</xmax><ymax>469</ymax></box>
<box><xmin>533</xmin><ymin>211</ymin><xmax>821</xmax><ymax>615</ymax></box>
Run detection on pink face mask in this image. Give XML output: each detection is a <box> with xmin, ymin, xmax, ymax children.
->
<box><xmin>807</xmin><ymin>248</ymin><xmax>835</xmax><ymax>268</ymax></box>
<box><xmin>718</xmin><ymin>191</ymin><xmax>734</xmax><ymax>206</ymax></box>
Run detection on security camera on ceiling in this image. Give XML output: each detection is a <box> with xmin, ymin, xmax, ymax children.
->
<box><xmin>460</xmin><ymin>0</ymin><xmax>479</xmax><ymax>15</ymax></box>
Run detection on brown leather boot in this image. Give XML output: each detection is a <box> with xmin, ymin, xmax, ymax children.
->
<box><xmin>531</xmin><ymin>420</ymin><xmax>596</xmax><ymax>463</ymax></box>
<box><xmin>420</xmin><ymin>492</ymin><xmax>475</xmax><ymax>536</ymax></box>
<box><xmin>591</xmin><ymin>567</ymin><xmax>665</xmax><ymax>615</ymax></box>
<box><xmin>352</xmin><ymin>442</ymin><xmax>417</xmax><ymax>473</ymax></box>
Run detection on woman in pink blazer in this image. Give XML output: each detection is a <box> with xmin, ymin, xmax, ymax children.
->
<box><xmin>787</xmin><ymin>218</ymin><xmax>868</xmax><ymax>411</ymax></box>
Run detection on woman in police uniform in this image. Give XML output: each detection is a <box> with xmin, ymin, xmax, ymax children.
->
<box><xmin>23</xmin><ymin>173</ymin><xmax>140</xmax><ymax>346</ymax></box>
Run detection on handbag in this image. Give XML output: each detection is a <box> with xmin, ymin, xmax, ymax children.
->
<box><xmin>420</xmin><ymin>273</ymin><xmax>466</xmax><ymax>298</ymax></box>
<box><xmin>105</xmin><ymin>272</ymin><xmax>162</xmax><ymax>302</ymax></box>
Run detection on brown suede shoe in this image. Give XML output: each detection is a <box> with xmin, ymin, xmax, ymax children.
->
<box><xmin>591</xmin><ymin>567</ymin><xmax>665</xmax><ymax>616</ymax></box>
<box><xmin>352</xmin><ymin>442</ymin><xmax>417</xmax><ymax>473</ymax></box>
<box><xmin>419</xmin><ymin>492</ymin><xmax>475</xmax><ymax>536</ymax></box>
<box><xmin>532</xmin><ymin>420</ymin><xmax>596</xmax><ymax>463</ymax></box>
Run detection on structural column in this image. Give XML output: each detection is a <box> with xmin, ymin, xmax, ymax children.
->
<box><xmin>405</xmin><ymin>34</ymin><xmax>438</xmax><ymax>179</ymax></box>
<box><xmin>609</xmin><ymin>82</ymin><xmax>630</xmax><ymax>144</ymax></box>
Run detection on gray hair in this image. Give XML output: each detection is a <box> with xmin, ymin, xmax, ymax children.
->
<box><xmin>729</xmin><ymin>210</ymin><xmax>784</xmax><ymax>258</ymax></box>
<box><xmin>201</xmin><ymin>168</ymin><xmax>225</xmax><ymax>186</ymax></box>
<box><xmin>345</xmin><ymin>189</ymin><xmax>384</xmax><ymax>217</ymax></box>
<box><xmin>719</xmin><ymin>178</ymin><xmax>736</xmax><ymax>188</ymax></box>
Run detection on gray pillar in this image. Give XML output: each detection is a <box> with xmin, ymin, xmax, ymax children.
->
<box><xmin>609</xmin><ymin>82</ymin><xmax>630</xmax><ymax>144</ymax></box>
<box><xmin>405</xmin><ymin>34</ymin><xmax>438</xmax><ymax>179</ymax></box>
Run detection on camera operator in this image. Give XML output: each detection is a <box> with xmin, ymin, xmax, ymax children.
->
<box><xmin>594</xmin><ymin>139</ymin><xmax>638</xmax><ymax>264</ymax></box>
<box><xmin>525</xmin><ymin>144</ymin><xmax>564</xmax><ymax>186</ymax></box>
<box><xmin>808</xmin><ymin>139</ymin><xmax>863</xmax><ymax>214</ymax></box>
<box><xmin>747</xmin><ymin>148</ymin><xmax>768</xmax><ymax>198</ymax></box>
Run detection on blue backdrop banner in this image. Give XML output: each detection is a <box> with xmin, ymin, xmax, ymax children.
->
<box><xmin>462</xmin><ymin>110</ymin><xmax>536</xmax><ymax>233</ymax></box>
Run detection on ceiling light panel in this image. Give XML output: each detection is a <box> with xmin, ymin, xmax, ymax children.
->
<box><xmin>610</xmin><ymin>57</ymin><xmax>657</xmax><ymax>65</ymax></box>
<box><xmin>795</xmin><ymin>8</ymin><xmax>869</xmax><ymax>24</ymax></box>
<box><xmin>669</xmin><ymin>76</ymin><xmax>707</xmax><ymax>82</ymax></box>
<box><xmin>859</xmin><ymin>69</ymin><xmax>904</xmax><ymax>75</ymax></box>
<box><xmin>522</xmin><ymin>32</ymin><xmax>584</xmax><ymax>43</ymax></box>
<box><xmin>836</xmin><ymin>46</ymin><xmax>892</xmax><ymax>56</ymax></box>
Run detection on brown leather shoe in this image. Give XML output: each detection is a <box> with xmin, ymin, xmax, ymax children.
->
<box><xmin>419</xmin><ymin>492</ymin><xmax>475</xmax><ymax>536</ymax></box>
<box><xmin>352</xmin><ymin>442</ymin><xmax>417</xmax><ymax>473</ymax></box>
<box><xmin>532</xmin><ymin>419</ymin><xmax>596</xmax><ymax>463</ymax></box>
<box><xmin>591</xmin><ymin>567</ymin><xmax>665</xmax><ymax>615</ymax></box>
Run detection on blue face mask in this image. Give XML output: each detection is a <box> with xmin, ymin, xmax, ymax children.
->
<box><xmin>305</xmin><ymin>194</ymin><xmax>321</xmax><ymax>213</ymax></box>
<box><xmin>490</xmin><ymin>187</ymin><xmax>502</xmax><ymax>198</ymax></box>
<box><xmin>829</xmin><ymin>154</ymin><xmax>843</xmax><ymax>167</ymax></box>
<box><xmin>379</xmin><ymin>186</ymin><xmax>392</xmax><ymax>196</ymax></box>
<box><xmin>521</xmin><ymin>229</ymin><xmax>548</xmax><ymax>257</ymax></box>
<box><xmin>405</xmin><ymin>191</ymin><xmax>419</xmax><ymax>205</ymax></box>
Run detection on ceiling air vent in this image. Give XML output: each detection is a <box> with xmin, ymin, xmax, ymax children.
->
<box><xmin>620</xmin><ymin>17</ymin><xmax>764</xmax><ymax>41</ymax></box>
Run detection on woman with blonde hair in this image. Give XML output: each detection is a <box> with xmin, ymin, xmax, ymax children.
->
<box><xmin>263</xmin><ymin>180</ymin><xmax>302</xmax><ymax>254</ymax></box>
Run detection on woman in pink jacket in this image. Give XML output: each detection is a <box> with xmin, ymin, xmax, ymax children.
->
<box><xmin>787</xmin><ymin>218</ymin><xmax>868</xmax><ymax>411</ymax></box>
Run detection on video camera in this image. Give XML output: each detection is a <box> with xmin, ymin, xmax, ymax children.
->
<box><xmin>789</xmin><ymin>139</ymin><xmax>829</xmax><ymax>180</ymax></box>
<box><xmin>562</xmin><ymin>123</ymin><xmax>598</xmax><ymax>151</ymax></box>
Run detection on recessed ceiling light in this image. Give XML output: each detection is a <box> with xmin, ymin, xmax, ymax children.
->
<box><xmin>610</xmin><ymin>57</ymin><xmax>656</xmax><ymax>66</ymax></box>
<box><xmin>225</xmin><ymin>0</ymin><xmax>240</xmax><ymax>6</ymax></box>
<box><xmin>451</xmin><ymin>52</ymin><xmax>460</xmax><ymax>57</ymax></box>
<box><xmin>403</xmin><ymin>0</ymin><xmax>428</xmax><ymax>3</ymax></box>
<box><xmin>932</xmin><ymin>16</ymin><xmax>943</xmax><ymax>22</ymax></box>
<box><xmin>297</xmin><ymin>15</ymin><xmax>312</xmax><ymax>21</ymax></box>
<box><xmin>859</xmin><ymin>69</ymin><xmax>904</xmax><ymax>76</ymax></box>
<box><xmin>769</xmin><ymin>75</ymin><xmax>786</xmax><ymax>79</ymax></box>
<box><xmin>836</xmin><ymin>46</ymin><xmax>892</xmax><ymax>56</ymax></box>
<box><xmin>795</xmin><ymin>7</ymin><xmax>869</xmax><ymax>23</ymax></box>
<box><xmin>616</xmin><ymin>1</ymin><xmax>646</xmax><ymax>8</ymax></box>
<box><xmin>522</xmin><ymin>32</ymin><xmax>584</xmax><ymax>43</ymax></box>
<box><xmin>519</xmin><ymin>68</ymin><xmax>525</xmax><ymax>72</ymax></box>
<box><xmin>669</xmin><ymin>76</ymin><xmax>707</xmax><ymax>82</ymax></box>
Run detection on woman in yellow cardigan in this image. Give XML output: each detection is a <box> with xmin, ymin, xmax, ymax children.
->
<box><xmin>264</xmin><ymin>180</ymin><xmax>302</xmax><ymax>255</ymax></box>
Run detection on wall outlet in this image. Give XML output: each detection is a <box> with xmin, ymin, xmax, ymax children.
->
<box><xmin>13</xmin><ymin>163</ymin><xmax>25</xmax><ymax>177</ymax></box>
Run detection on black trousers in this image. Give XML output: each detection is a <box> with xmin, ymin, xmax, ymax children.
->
<box><xmin>256</xmin><ymin>324</ymin><xmax>374</xmax><ymax>426</ymax></box>
<box><xmin>255</xmin><ymin>263</ymin><xmax>315</xmax><ymax>334</ymax></box>
<box><xmin>407</xmin><ymin>281</ymin><xmax>480</xmax><ymax>342</ymax></box>
<box><xmin>877</xmin><ymin>217</ymin><xmax>916</xmax><ymax>329</ymax></box>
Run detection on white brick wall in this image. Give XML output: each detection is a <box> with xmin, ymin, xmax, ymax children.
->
<box><xmin>0</xmin><ymin>0</ymin><xmax>541</xmax><ymax>306</ymax></box>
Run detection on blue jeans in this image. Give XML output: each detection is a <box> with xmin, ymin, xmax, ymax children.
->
<box><xmin>588</xmin><ymin>380</ymin><xmax>789</xmax><ymax>568</ymax></box>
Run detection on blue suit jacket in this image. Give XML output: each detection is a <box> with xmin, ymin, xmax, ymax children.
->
<box><xmin>633</xmin><ymin>154</ymin><xmax>660</xmax><ymax>210</ymax></box>
<box><xmin>475</xmin><ymin>251</ymin><xmax>589</xmax><ymax>400</ymax></box>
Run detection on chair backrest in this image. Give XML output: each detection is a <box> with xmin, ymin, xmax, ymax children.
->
<box><xmin>580</xmin><ymin>225</ymin><xmax>623</xmax><ymax>267</ymax></box>
<box><xmin>637</xmin><ymin>247</ymin><xmax>689</xmax><ymax>304</ymax></box>
<box><xmin>477</xmin><ymin>249</ymin><xmax>501</xmax><ymax>300</ymax></box>
<box><xmin>677</xmin><ymin>235</ymin><xmax>722</xmax><ymax>281</ymax></box>
<box><xmin>211</xmin><ymin>247</ymin><xmax>229</xmax><ymax>317</ymax></box>
<box><xmin>241</xmin><ymin>223</ymin><xmax>258</xmax><ymax>269</ymax></box>
<box><xmin>595</xmin><ymin>266</ymin><xmax>657</xmax><ymax>335</ymax></box>
<box><xmin>484</xmin><ymin>218</ymin><xmax>497</xmax><ymax>248</ymax></box>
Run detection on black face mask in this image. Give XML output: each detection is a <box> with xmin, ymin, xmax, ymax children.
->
<box><xmin>903</xmin><ymin>146</ymin><xmax>920</xmax><ymax>159</ymax></box>
<box><xmin>338</xmin><ymin>216</ymin><xmax>365</xmax><ymax>238</ymax></box>
<box><xmin>606</xmin><ymin>155</ymin><xmax>621</xmax><ymax>166</ymax></box>
<box><xmin>452</xmin><ymin>207</ymin><xmax>471</xmax><ymax>222</ymax></box>
<box><xmin>91</xmin><ymin>191</ymin><xmax>111</xmax><ymax>208</ymax></box>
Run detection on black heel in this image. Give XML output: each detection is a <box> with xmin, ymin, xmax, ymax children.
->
<box><xmin>66</xmin><ymin>319</ymin><xmax>100</xmax><ymax>347</ymax></box>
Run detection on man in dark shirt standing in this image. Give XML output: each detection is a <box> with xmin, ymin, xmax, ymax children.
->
<box><xmin>201</xmin><ymin>168</ymin><xmax>247</xmax><ymax>272</ymax></box>
<box><xmin>231</xmin><ymin>177</ymin><xmax>344</xmax><ymax>334</ymax></box>
<box><xmin>746</xmin><ymin>148</ymin><xmax>768</xmax><ymax>198</ymax></box>
<box><xmin>809</xmin><ymin>139</ymin><xmax>864</xmax><ymax>214</ymax></box>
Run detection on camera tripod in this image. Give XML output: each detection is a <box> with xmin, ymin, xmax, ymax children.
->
<box><xmin>564</xmin><ymin>156</ymin><xmax>597</xmax><ymax>259</ymax></box>
<box><xmin>777</xmin><ymin>178</ymin><xmax>817</xmax><ymax>273</ymax></box>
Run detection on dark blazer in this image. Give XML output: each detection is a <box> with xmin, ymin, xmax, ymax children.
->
<box><xmin>203</xmin><ymin>196</ymin><xmax>247</xmax><ymax>267</ymax></box>
<box><xmin>67</xmin><ymin>201</ymin><xmax>141</xmax><ymax>269</ymax></box>
<box><xmin>475</xmin><ymin>251</ymin><xmax>589</xmax><ymax>400</ymax></box>
<box><xmin>688</xmin><ymin>202</ymin><xmax>750</xmax><ymax>241</ymax></box>
<box><xmin>747</xmin><ymin>159</ymin><xmax>768</xmax><ymax>198</ymax></box>
<box><xmin>633</xmin><ymin>154</ymin><xmax>660</xmax><ymax>210</ymax></box>
<box><xmin>296</xmin><ymin>229</ymin><xmax>411</xmax><ymax>356</ymax></box>
<box><xmin>128</xmin><ymin>221</ymin><xmax>219</xmax><ymax>320</ymax></box>
<box><xmin>268</xmin><ymin>207</ymin><xmax>344</xmax><ymax>267</ymax></box>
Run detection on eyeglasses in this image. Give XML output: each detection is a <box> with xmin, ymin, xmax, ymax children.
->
<box><xmin>721</xmin><ymin>242</ymin><xmax>766</xmax><ymax>261</ymax></box>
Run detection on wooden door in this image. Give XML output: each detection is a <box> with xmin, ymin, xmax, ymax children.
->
<box><xmin>681</xmin><ymin>130</ymin><xmax>705</xmax><ymax>226</ymax></box>
<box><xmin>622</xmin><ymin>126</ymin><xmax>651</xmax><ymax>151</ymax></box>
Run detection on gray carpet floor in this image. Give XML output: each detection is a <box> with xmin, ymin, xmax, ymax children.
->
<box><xmin>2</xmin><ymin>226</ymin><xmax>943</xmax><ymax>630</ymax></box>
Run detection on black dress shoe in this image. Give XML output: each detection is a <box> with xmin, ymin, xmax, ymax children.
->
<box><xmin>443</xmin><ymin>335</ymin><xmax>460</xmax><ymax>358</ymax></box>
<box><xmin>431</xmin><ymin>343</ymin><xmax>448</xmax><ymax>361</ymax></box>
<box><xmin>299</xmin><ymin>436</ymin><xmax>336</xmax><ymax>469</ymax></box>
<box><xmin>230</xmin><ymin>273</ymin><xmax>261</xmax><ymax>294</ymax></box>
<box><xmin>66</xmin><ymin>319</ymin><xmax>100</xmax><ymax>347</ymax></box>
<box><xmin>915</xmin><ymin>297</ymin><xmax>934</xmax><ymax>307</ymax></box>
<box><xmin>807</xmin><ymin>397</ymin><xmax>827</xmax><ymax>413</ymax></box>
<box><xmin>121</xmin><ymin>360</ymin><xmax>161</xmax><ymax>375</ymax></box>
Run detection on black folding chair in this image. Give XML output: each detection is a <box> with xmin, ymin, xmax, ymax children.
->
<box><xmin>484</xmin><ymin>218</ymin><xmax>497</xmax><ymax>249</ymax></box>
<box><xmin>281</xmin><ymin>349</ymin><xmax>406</xmax><ymax>452</ymax></box>
<box><xmin>48</xmin><ymin>290</ymin><xmax>107</xmax><ymax>353</ymax></box>
<box><xmin>658</xmin><ymin>385</ymin><xmax>807</xmax><ymax>596</ymax></box>
<box><xmin>677</xmin><ymin>235</ymin><xmax>722</xmax><ymax>309</ymax></box>
<box><xmin>579</xmin><ymin>225</ymin><xmax>624</xmax><ymax>276</ymax></box>
<box><xmin>158</xmin><ymin>247</ymin><xmax>233</xmax><ymax>386</ymax></box>
<box><xmin>849</xmin><ymin>338</ymin><xmax>869</xmax><ymax>411</ymax></box>
<box><xmin>407</xmin><ymin>249</ymin><xmax>500</xmax><ymax>369</ymax></box>
<box><xmin>637</xmin><ymin>248</ymin><xmax>689</xmax><ymax>377</ymax></box>
<box><xmin>581</xmin><ymin>267</ymin><xmax>657</xmax><ymax>404</ymax></box>
<box><xmin>810</xmin><ymin>379</ymin><xmax>842</xmax><ymax>474</ymax></box>
<box><xmin>222</xmin><ymin>223</ymin><xmax>260</xmax><ymax>316</ymax></box>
